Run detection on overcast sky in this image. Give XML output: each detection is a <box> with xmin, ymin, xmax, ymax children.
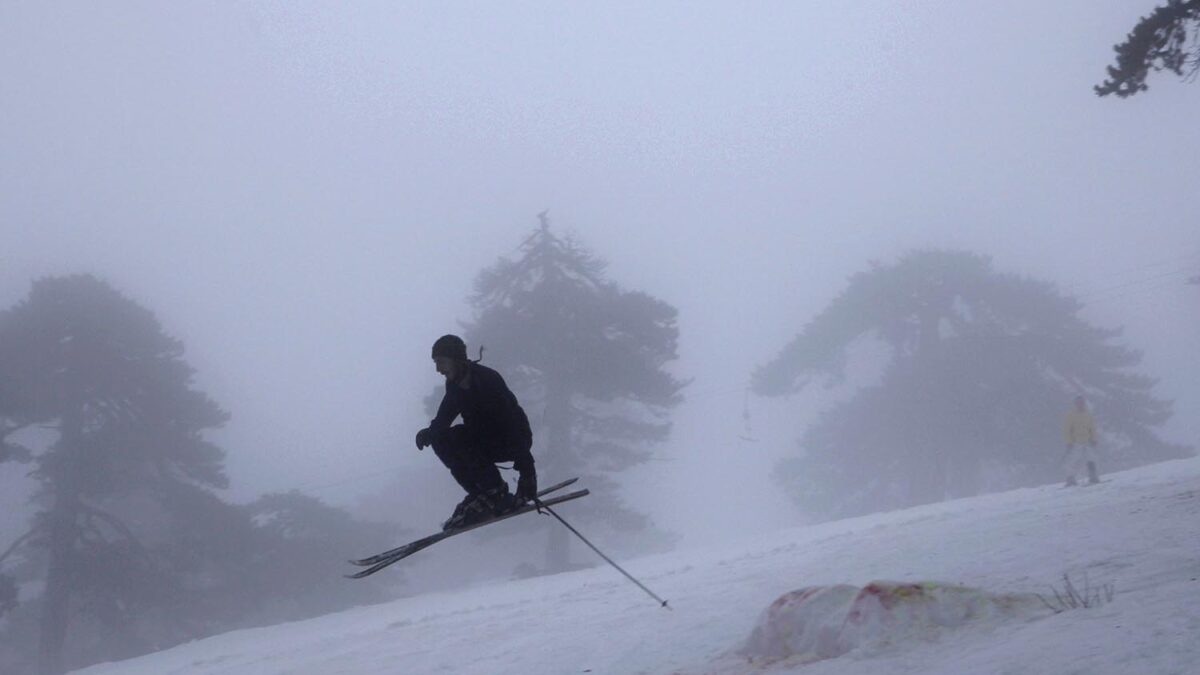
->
<box><xmin>2</xmin><ymin>1</ymin><xmax>1197</xmax><ymax>544</ymax></box>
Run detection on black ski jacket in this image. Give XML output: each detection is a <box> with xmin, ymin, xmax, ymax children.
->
<box><xmin>429</xmin><ymin>362</ymin><xmax>534</xmax><ymax>471</ymax></box>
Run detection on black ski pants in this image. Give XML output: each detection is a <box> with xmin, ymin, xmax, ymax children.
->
<box><xmin>431</xmin><ymin>425</ymin><xmax>519</xmax><ymax>496</ymax></box>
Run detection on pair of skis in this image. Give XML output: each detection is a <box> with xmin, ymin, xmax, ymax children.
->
<box><xmin>346</xmin><ymin>478</ymin><xmax>588</xmax><ymax>579</ymax></box>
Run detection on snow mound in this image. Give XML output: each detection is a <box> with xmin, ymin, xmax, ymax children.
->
<box><xmin>741</xmin><ymin>580</ymin><xmax>1043</xmax><ymax>665</ymax></box>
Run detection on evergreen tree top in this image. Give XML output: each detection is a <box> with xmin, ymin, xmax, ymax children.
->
<box><xmin>464</xmin><ymin>216</ymin><xmax>683</xmax><ymax>407</ymax></box>
<box><xmin>1</xmin><ymin>274</ymin><xmax>230</xmax><ymax>492</ymax></box>
<box><xmin>752</xmin><ymin>249</ymin><xmax>1136</xmax><ymax>397</ymax></box>
<box><xmin>472</xmin><ymin>216</ymin><xmax>608</xmax><ymax>310</ymax></box>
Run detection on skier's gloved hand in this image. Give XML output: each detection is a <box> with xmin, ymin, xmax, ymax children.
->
<box><xmin>515</xmin><ymin>469</ymin><xmax>538</xmax><ymax>504</ymax></box>
<box><xmin>415</xmin><ymin>428</ymin><xmax>433</xmax><ymax>450</ymax></box>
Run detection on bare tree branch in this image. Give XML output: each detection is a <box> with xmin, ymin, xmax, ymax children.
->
<box><xmin>0</xmin><ymin>527</ymin><xmax>40</xmax><ymax>567</ymax></box>
<box><xmin>77</xmin><ymin>502</ymin><xmax>150</xmax><ymax>560</ymax></box>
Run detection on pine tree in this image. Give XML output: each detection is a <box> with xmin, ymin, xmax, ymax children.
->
<box><xmin>0</xmin><ymin>275</ymin><xmax>230</xmax><ymax>675</ymax></box>
<box><xmin>753</xmin><ymin>250</ymin><xmax>1192</xmax><ymax>520</ymax></box>
<box><xmin>241</xmin><ymin>491</ymin><xmax>398</xmax><ymax>622</ymax></box>
<box><xmin>0</xmin><ymin>275</ymin><xmax>402</xmax><ymax>674</ymax></box>
<box><xmin>462</xmin><ymin>214</ymin><xmax>684</xmax><ymax>570</ymax></box>
<box><xmin>0</xmin><ymin>321</ymin><xmax>35</xmax><ymax>624</ymax></box>
<box><xmin>1096</xmin><ymin>0</ymin><xmax>1200</xmax><ymax>97</ymax></box>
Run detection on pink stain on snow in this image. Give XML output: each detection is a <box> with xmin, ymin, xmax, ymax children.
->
<box><xmin>740</xmin><ymin>581</ymin><xmax>1040</xmax><ymax>666</ymax></box>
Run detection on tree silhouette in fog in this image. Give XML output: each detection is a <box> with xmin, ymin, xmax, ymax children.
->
<box><xmin>242</xmin><ymin>490</ymin><xmax>397</xmax><ymax>620</ymax></box>
<box><xmin>0</xmin><ymin>307</ymin><xmax>36</xmax><ymax>624</ymax></box>
<box><xmin>0</xmin><ymin>275</ymin><xmax>230</xmax><ymax>674</ymax></box>
<box><xmin>460</xmin><ymin>214</ymin><xmax>684</xmax><ymax>570</ymax></box>
<box><xmin>0</xmin><ymin>276</ymin><xmax>394</xmax><ymax>675</ymax></box>
<box><xmin>1096</xmin><ymin>0</ymin><xmax>1200</xmax><ymax>97</ymax></box>
<box><xmin>754</xmin><ymin>250</ymin><xmax>1191</xmax><ymax>520</ymax></box>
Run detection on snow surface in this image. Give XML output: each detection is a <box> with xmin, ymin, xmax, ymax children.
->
<box><xmin>73</xmin><ymin>457</ymin><xmax>1200</xmax><ymax>675</ymax></box>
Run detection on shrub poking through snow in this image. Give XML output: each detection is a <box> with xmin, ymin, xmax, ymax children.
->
<box><xmin>1036</xmin><ymin>572</ymin><xmax>1115</xmax><ymax>613</ymax></box>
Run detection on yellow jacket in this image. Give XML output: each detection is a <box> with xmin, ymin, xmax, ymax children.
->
<box><xmin>1064</xmin><ymin>409</ymin><xmax>1097</xmax><ymax>446</ymax></box>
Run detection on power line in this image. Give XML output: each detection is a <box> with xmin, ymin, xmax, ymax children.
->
<box><xmin>287</xmin><ymin>465</ymin><xmax>407</xmax><ymax>496</ymax></box>
<box><xmin>1059</xmin><ymin>249</ymin><xmax>1200</xmax><ymax>294</ymax></box>
<box><xmin>1074</xmin><ymin>267</ymin><xmax>1197</xmax><ymax>303</ymax></box>
<box><xmin>254</xmin><ymin>254</ymin><xmax>1200</xmax><ymax>499</ymax></box>
<box><xmin>1080</xmin><ymin>278</ymin><xmax>1199</xmax><ymax>306</ymax></box>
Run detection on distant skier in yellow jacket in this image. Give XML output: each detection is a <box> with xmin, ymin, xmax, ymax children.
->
<box><xmin>1063</xmin><ymin>395</ymin><xmax>1100</xmax><ymax>486</ymax></box>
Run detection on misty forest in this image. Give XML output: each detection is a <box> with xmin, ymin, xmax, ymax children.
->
<box><xmin>2</xmin><ymin>2</ymin><xmax>1199</xmax><ymax>675</ymax></box>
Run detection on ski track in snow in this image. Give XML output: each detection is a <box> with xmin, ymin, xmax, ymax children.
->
<box><xmin>73</xmin><ymin>457</ymin><xmax>1200</xmax><ymax>675</ymax></box>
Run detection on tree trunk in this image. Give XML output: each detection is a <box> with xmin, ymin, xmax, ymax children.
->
<box><xmin>948</xmin><ymin>446</ymin><xmax>981</xmax><ymax>498</ymax></box>
<box><xmin>907</xmin><ymin>444</ymin><xmax>948</xmax><ymax>505</ymax></box>
<box><xmin>545</xmin><ymin>515</ymin><xmax>570</xmax><ymax>572</ymax></box>
<box><xmin>905</xmin><ymin>303</ymin><xmax>948</xmax><ymax>506</ymax></box>
<box><xmin>543</xmin><ymin>381</ymin><xmax>573</xmax><ymax>571</ymax></box>
<box><xmin>38</xmin><ymin>408</ymin><xmax>83</xmax><ymax>675</ymax></box>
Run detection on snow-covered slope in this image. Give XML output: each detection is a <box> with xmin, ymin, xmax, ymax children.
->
<box><xmin>74</xmin><ymin>458</ymin><xmax>1200</xmax><ymax>675</ymax></box>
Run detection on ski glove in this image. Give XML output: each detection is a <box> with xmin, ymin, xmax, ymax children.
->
<box><xmin>415</xmin><ymin>428</ymin><xmax>433</xmax><ymax>450</ymax></box>
<box><xmin>515</xmin><ymin>469</ymin><xmax>538</xmax><ymax>504</ymax></box>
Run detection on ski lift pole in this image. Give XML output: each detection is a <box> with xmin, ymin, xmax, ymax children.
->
<box><xmin>535</xmin><ymin>498</ymin><xmax>671</xmax><ymax>610</ymax></box>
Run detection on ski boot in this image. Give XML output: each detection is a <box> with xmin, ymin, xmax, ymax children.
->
<box><xmin>458</xmin><ymin>484</ymin><xmax>517</xmax><ymax>527</ymax></box>
<box><xmin>442</xmin><ymin>493</ymin><xmax>479</xmax><ymax>531</ymax></box>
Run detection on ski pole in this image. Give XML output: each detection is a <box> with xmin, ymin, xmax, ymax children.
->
<box><xmin>534</xmin><ymin>498</ymin><xmax>671</xmax><ymax>610</ymax></box>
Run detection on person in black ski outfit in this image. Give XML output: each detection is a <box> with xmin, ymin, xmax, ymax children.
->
<box><xmin>415</xmin><ymin>334</ymin><xmax>537</xmax><ymax>530</ymax></box>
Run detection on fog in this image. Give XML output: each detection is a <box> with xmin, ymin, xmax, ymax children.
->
<box><xmin>2</xmin><ymin>0</ymin><xmax>1197</xmax><ymax>566</ymax></box>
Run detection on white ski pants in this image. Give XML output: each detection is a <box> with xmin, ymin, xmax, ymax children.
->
<box><xmin>1063</xmin><ymin>445</ymin><xmax>1097</xmax><ymax>479</ymax></box>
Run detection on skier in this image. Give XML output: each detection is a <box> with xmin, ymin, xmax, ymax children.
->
<box><xmin>1062</xmin><ymin>395</ymin><xmax>1100</xmax><ymax>486</ymax></box>
<box><xmin>415</xmin><ymin>335</ymin><xmax>537</xmax><ymax>530</ymax></box>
